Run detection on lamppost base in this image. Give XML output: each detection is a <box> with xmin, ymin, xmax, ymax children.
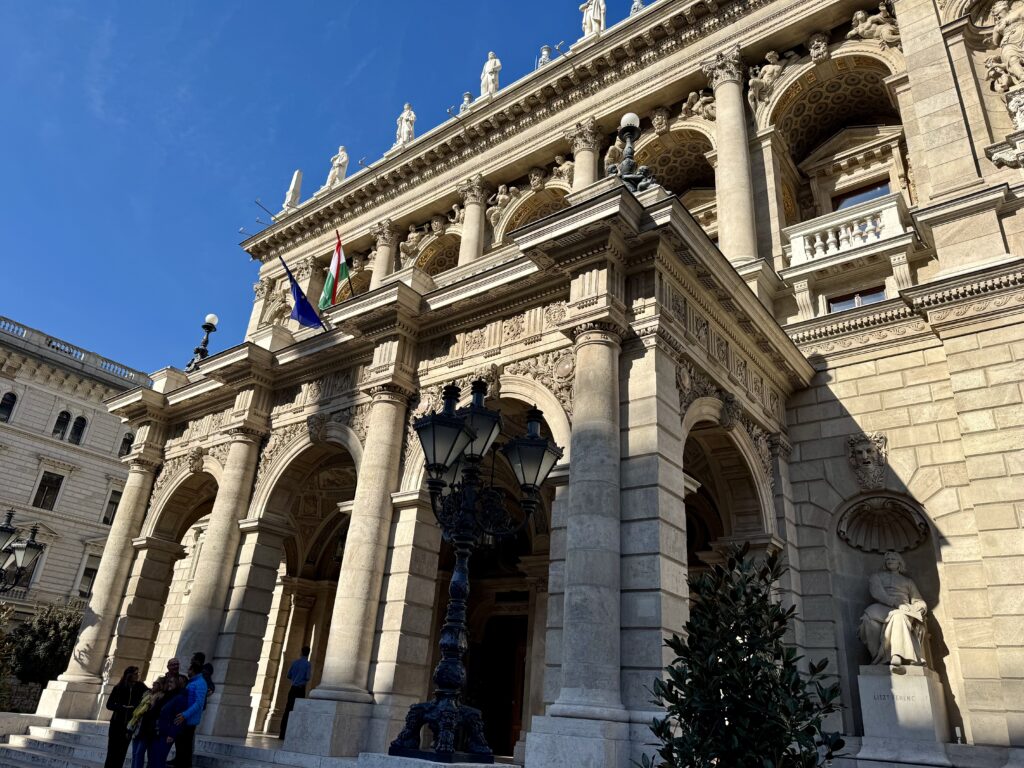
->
<box><xmin>387</xmin><ymin>747</ymin><xmax>494</xmax><ymax>765</ymax></box>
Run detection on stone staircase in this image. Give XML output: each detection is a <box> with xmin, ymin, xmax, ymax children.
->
<box><xmin>0</xmin><ymin>719</ymin><xmax>358</xmax><ymax>768</ymax></box>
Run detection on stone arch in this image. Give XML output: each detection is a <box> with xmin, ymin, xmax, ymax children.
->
<box><xmin>142</xmin><ymin>468</ymin><xmax>219</xmax><ymax>541</ymax></box>
<box><xmin>761</xmin><ymin>47</ymin><xmax>904</xmax><ymax>152</ymax></box>
<box><xmin>337</xmin><ymin>269</ymin><xmax>372</xmax><ymax>301</ymax></box>
<box><xmin>635</xmin><ymin>126</ymin><xmax>716</xmax><ymax>196</ymax></box>
<box><xmin>399</xmin><ymin>373</ymin><xmax>572</xmax><ymax>495</ymax></box>
<box><xmin>414</xmin><ymin>232</ymin><xmax>462</xmax><ymax>277</ymax></box>
<box><xmin>492</xmin><ymin>182</ymin><xmax>571</xmax><ymax>245</ymax></box>
<box><xmin>247</xmin><ymin>421</ymin><xmax>364</xmax><ymax>523</ymax></box>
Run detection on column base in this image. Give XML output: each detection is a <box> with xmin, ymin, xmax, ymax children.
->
<box><xmin>197</xmin><ymin>690</ymin><xmax>252</xmax><ymax>738</ymax></box>
<box><xmin>282</xmin><ymin>697</ymin><xmax>375</xmax><ymax>756</ymax></box>
<box><xmin>35</xmin><ymin>677</ymin><xmax>103</xmax><ymax>720</ymax></box>
<box><xmin>525</xmin><ymin>714</ymin><xmax>630</xmax><ymax>768</ymax></box>
<box><xmin>356</xmin><ymin>754</ymin><xmax>491</xmax><ymax>768</ymax></box>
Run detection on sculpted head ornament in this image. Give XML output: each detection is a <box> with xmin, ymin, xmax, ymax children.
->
<box><xmin>847</xmin><ymin>432</ymin><xmax>888</xmax><ymax>490</ymax></box>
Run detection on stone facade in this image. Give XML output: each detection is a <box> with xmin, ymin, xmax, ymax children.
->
<box><xmin>0</xmin><ymin>316</ymin><xmax>149</xmax><ymax>615</ymax></box>
<box><xmin>29</xmin><ymin>1</ymin><xmax>1024</xmax><ymax>767</ymax></box>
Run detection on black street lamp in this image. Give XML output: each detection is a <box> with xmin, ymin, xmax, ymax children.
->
<box><xmin>389</xmin><ymin>380</ymin><xmax>563</xmax><ymax>764</ymax></box>
<box><xmin>607</xmin><ymin>112</ymin><xmax>658</xmax><ymax>193</ymax></box>
<box><xmin>184</xmin><ymin>313</ymin><xmax>219</xmax><ymax>373</ymax></box>
<box><xmin>0</xmin><ymin>510</ymin><xmax>46</xmax><ymax>594</ymax></box>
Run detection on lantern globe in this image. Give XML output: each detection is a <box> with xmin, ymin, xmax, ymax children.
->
<box><xmin>501</xmin><ymin>407</ymin><xmax>563</xmax><ymax>492</ymax></box>
<box><xmin>414</xmin><ymin>413</ymin><xmax>476</xmax><ymax>479</ymax></box>
<box><xmin>0</xmin><ymin>510</ymin><xmax>18</xmax><ymax>554</ymax></box>
<box><xmin>458</xmin><ymin>380</ymin><xmax>502</xmax><ymax>460</ymax></box>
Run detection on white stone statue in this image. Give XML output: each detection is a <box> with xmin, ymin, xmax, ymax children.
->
<box><xmin>459</xmin><ymin>91</ymin><xmax>473</xmax><ymax>114</ymax></box>
<box><xmin>630</xmin><ymin>0</ymin><xmax>644</xmax><ymax>15</ymax></box>
<box><xmin>324</xmin><ymin>146</ymin><xmax>349</xmax><ymax>189</ymax></box>
<box><xmin>553</xmin><ymin>154</ymin><xmax>575</xmax><ymax>185</ymax></box>
<box><xmin>480</xmin><ymin>51</ymin><xmax>502</xmax><ymax>98</ymax></box>
<box><xmin>537</xmin><ymin>45</ymin><xmax>553</xmax><ymax>68</ymax></box>
<box><xmin>748</xmin><ymin>50</ymin><xmax>799</xmax><ymax>111</ymax></box>
<box><xmin>394</xmin><ymin>103</ymin><xmax>416</xmax><ymax>148</ymax></box>
<box><xmin>847</xmin><ymin>3</ymin><xmax>901</xmax><ymax>49</ymax></box>
<box><xmin>399</xmin><ymin>224</ymin><xmax>426</xmax><ymax>266</ymax></box>
<box><xmin>683</xmin><ymin>90</ymin><xmax>716</xmax><ymax>121</ymax></box>
<box><xmin>580</xmin><ymin>0</ymin><xmax>606</xmax><ymax>38</ymax></box>
<box><xmin>989</xmin><ymin>1</ymin><xmax>1024</xmax><ymax>92</ymax></box>
<box><xmin>486</xmin><ymin>184</ymin><xmax>520</xmax><ymax>229</ymax></box>
<box><xmin>282</xmin><ymin>169</ymin><xmax>302</xmax><ymax>212</ymax></box>
<box><xmin>859</xmin><ymin>551</ymin><xmax>929</xmax><ymax>669</ymax></box>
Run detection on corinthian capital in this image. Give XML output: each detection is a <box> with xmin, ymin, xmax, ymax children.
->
<box><xmin>565</xmin><ymin>116</ymin><xmax>603</xmax><ymax>154</ymax></box>
<box><xmin>701</xmin><ymin>45</ymin><xmax>745</xmax><ymax>89</ymax></box>
<box><xmin>457</xmin><ymin>173</ymin><xmax>491</xmax><ymax>205</ymax></box>
<box><xmin>372</xmin><ymin>218</ymin><xmax>399</xmax><ymax>248</ymax></box>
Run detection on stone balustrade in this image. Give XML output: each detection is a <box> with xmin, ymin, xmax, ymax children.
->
<box><xmin>783</xmin><ymin>192</ymin><xmax>911</xmax><ymax>267</ymax></box>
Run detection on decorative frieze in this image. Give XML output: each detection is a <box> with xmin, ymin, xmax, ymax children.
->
<box><xmin>165</xmin><ymin>407</ymin><xmax>233</xmax><ymax>451</ymax></box>
<box><xmin>504</xmin><ymin>349</ymin><xmax>576</xmax><ymax>421</ymax></box>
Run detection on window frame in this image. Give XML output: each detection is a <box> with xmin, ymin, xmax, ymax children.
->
<box><xmin>32</xmin><ymin>470</ymin><xmax>66</xmax><ymax>511</ymax></box>
<box><xmin>102</xmin><ymin>487</ymin><xmax>123</xmax><ymax>525</ymax></box>
<box><xmin>0</xmin><ymin>392</ymin><xmax>17</xmax><ymax>423</ymax></box>
<box><xmin>827</xmin><ymin>285</ymin><xmax>888</xmax><ymax>314</ymax></box>
<box><xmin>118</xmin><ymin>432</ymin><xmax>135</xmax><ymax>458</ymax></box>
<box><xmin>74</xmin><ymin>553</ymin><xmax>103</xmax><ymax>599</ymax></box>
<box><xmin>52</xmin><ymin>410</ymin><xmax>72</xmax><ymax>440</ymax></box>
<box><xmin>68</xmin><ymin>416</ymin><xmax>88</xmax><ymax>446</ymax></box>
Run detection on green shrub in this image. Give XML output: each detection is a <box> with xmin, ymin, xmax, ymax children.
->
<box><xmin>5</xmin><ymin>600</ymin><xmax>82</xmax><ymax>686</ymax></box>
<box><xmin>641</xmin><ymin>546</ymin><xmax>844</xmax><ymax>768</ymax></box>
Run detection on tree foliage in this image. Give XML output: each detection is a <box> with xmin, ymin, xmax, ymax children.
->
<box><xmin>4</xmin><ymin>601</ymin><xmax>83</xmax><ymax>686</ymax></box>
<box><xmin>641</xmin><ymin>546</ymin><xmax>844</xmax><ymax>768</ymax></box>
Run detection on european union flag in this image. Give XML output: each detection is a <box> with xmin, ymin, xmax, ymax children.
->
<box><xmin>278</xmin><ymin>256</ymin><xmax>327</xmax><ymax>330</ymax></box>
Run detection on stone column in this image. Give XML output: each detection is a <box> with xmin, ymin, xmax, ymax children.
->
<box><xmin>176</xmin><ymin>428</ymin><xmax>262</xmax><ymax>659</ymax></box>
<box><xmin>250</xmin><ymin>578</ymin><xmax>292</xmax><ymax>733</ymax></box>
<box><xmin>702</xmin><ymin>45</ymin><xmax>759</xmax><ymax>265</ymax></box>
<box><xmin>284</xmin><ymin>383</ymin><xmax>409</xmax><ymax>756</ymax></box>
<box><xmin>201</xmin><ymin>518</ymin><xmax>289</xmax><ymax>737</ymax></box>
<box><xmin>457</xmin><ymin>175</ymin><xmax>491</xmax><ymax>266</ymax></box>
<box><xmin>103</xmin><ymin>537</ymin><xmax>186</xmax><ymax>688</ymax></box>
<box><xmin>369</xmin><ymin>219</ymin><xmax>399</xmax><ymax>290</ymax></box>
<box><xmin>268</xmin><ymin>586</ymin><xmax>316</xmax><ymax>733</ymax></box>
<box><xmin>308</xmin><ymin>580</ymin><xmax>335</xmax><ymax>689</ymax></box>
<box><xmin>36</xmin><ymin>458</ymin><xmax>160</xmax><ymax>719</ymax></box>
<box><xmin>514</xmin><ymin>554</ymin><xmax>550</xmax><ymax>762</ymax></box>
<box><xmin>528</xmin><ymin>323</ymin><xmax>630</xmax><ymax>768</ymax></box>
<box><xmin>566</xmin><ymin>116</ymin><xmax>602</xmax><ymax>191</ymax></box>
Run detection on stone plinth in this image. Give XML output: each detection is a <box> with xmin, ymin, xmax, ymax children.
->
<box><xmin>357</xmin><ymin>754</ymin><xmax>496</xmax><ymax>768</ymax></box>
<box><xmin>283</xmin><ymin>697</ymin><xmax>375</xmax><ymax>757</ymax></box>
<box><xmin>524</xmin><ymin>714</ymin><xmax>630</xmax><ymax>768</ymax></box>
<box><xmin>856</xmin><ymin>665</ymin><xmax>950</xmax><ymax>767</ymax></box>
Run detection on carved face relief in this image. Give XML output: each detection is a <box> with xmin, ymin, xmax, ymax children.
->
<box><xmin>847</xmin><ymin>433</ymin><xmax>888</xmax><ymax>490</ymax></box>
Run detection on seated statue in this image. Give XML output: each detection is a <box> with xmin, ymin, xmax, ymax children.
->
<box><xmin>859</xmin><ymin>550</ymin><xmax>929</xmax><ymax>670</ymax></box>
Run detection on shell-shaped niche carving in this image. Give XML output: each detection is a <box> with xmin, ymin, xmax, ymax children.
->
<box><xmin>837</xmin><ymin>495</ymin><xmax>929</xmax><ymax>554</ymax></box>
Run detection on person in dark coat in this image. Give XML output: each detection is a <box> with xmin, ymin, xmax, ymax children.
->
<box><xmin>149</xmin><ymin>675</ymin><xmax>189</xmax><ymax>768</ymax></box>
<box><xmin>129</xmin><ymin>676</ymin><xmax>167</xmax><ymax>768</ymax></box>
<box><xmin>105</xmin><ymin>666</ymin><xmax>147</xmax><ymax>768</ymax></box>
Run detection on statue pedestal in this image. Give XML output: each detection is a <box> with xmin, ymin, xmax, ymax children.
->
<box><xmin>856</xmin><ymin>665</ymin><xmax>951</xmax><ymax>767</ymax></box>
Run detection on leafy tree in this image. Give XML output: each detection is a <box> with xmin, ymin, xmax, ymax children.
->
<box><xmin>641</xmin><ymin>546</ymin><xmax>844</xmax><ymax>768</ymax></box>
<box><xmin>0</xmin><ymin>602</ymin><xmax>14</xmax><ymax>709</ymax></box>
<box><xmin>6</xmin><ymin>600</ymin><xmax>83</xmax><ymax>686</ymax></box>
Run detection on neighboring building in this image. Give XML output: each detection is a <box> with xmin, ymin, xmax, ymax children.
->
<box><xmin>0</xmin><ymin>316</ymin><xmax>149</xmax><ymax>614</ymax></box>
<box><xmin>25</xmin><ymin>1</ymin><xmax>1024</xmax><ymax>767</ymax></box>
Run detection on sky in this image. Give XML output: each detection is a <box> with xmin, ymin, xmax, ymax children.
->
<box><xmin>0</xmin><ymin>0</ymin><xmax>626</xmax><ymax>374</ymax></box>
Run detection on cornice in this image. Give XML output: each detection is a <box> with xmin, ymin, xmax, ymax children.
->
<box><xmin>241</xmin><ymin>0</ymin><xmax>795</xmax><ymax>263</ymax></box>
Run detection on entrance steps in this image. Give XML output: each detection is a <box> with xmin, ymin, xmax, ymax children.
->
<box><xmin>0</xmin><ymin>719</ymin><xmax>358</xmax><ymax>768</ymax></box>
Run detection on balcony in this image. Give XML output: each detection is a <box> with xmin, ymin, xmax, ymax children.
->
<box><xmin>782</xmin><ymin>192</ymin><xmax>915</xmax><ymax>272</ymax></box>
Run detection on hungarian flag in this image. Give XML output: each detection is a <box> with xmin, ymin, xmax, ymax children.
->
<box><xmin>319</xmin><ymin>230</ymin><xmax>353</xmax><ymax>310</ymax></box>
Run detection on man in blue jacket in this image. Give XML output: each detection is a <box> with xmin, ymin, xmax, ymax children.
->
<box><xmin>170</xmin><ymin>660</ymin><xmax>208</xmax><ymax>768</ymax></box>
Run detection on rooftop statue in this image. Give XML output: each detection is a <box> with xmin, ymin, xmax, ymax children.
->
<box><xmin>282</xmin><ymin>169</ymin><xmax>302</xmax><ymax>212</ymax></box>
<box><xmin>580</xmin><ymin>0</ymin><xmax>606</xmax><ymax>38</ymax></box>
<box><xmin>859</xmin><ymin>551</ymin><xmax>929</xmax><ymax>670</ymax></box>
<box><xmin>459</xmin><ymin>92</ymin><xmax>473</xmax><ymax>115</ymax></box>
<box><xmin>480</xmin><ymin>52</ymin><xmax>502</xmax><ymax>98</ymax></box>
<box><xmin>394</xmin><ymin>103</ymin><xmax>416</xmax><ymax>148</ymax></box>
<box><xmin>537</xmin><ymin>45</ymin><xmax>552</xmax><ymax>68</ymax></box>
<box><xmin>323</xmin><ymin>146</ymin><xmax>349</xmax><ymax>190</ymax></box>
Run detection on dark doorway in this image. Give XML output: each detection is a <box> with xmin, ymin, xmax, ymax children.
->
<box><xmin>467</xmin><ymin>614</ymin><xmax>529</xmax><ymax>756</ymax></box>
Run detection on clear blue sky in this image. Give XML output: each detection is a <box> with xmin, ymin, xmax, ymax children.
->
<box><xmin>0</xmin><ymin>1</ymin><xmax>629</xmax><ymax>374</ymax></box>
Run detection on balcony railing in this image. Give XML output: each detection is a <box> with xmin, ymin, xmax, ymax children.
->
<box><xmin>783</xmin><ymin>192</ymin><xmax>911</xmax><ymax>267</ymax></box>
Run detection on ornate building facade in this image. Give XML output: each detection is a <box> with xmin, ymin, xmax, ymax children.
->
<box><xmin>25</xmin><ymin>0</ymin><xmax>1024</xmax><ymax>766</ymax></box>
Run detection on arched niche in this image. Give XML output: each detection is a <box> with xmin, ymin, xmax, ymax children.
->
<box><xmin>143</xmin><ymin>466</ymin><xmax>220</xmax><ymax>541</ymax></box>
<box><xmin>828</xmin><ymin>493</ymin><xmax>950</xmax><ymax>737</ymax></box>
<box><xmin>336</xmin><ymin>269</ymin><xmax>372</xmax><ymax>301</ymax></box>
<box><xmin>635</xmin><ymin>127</ymin><xmax>716</xmax><ymax>236</ymax></box>
<box><xmin>415</xmin><ymin>232</ymin><xmax>462</xmax><ymax>277</ymax></box>
<box><xmin>492</xmin><ymin>182</ymin><xmax>571</xmax><ymax>245</ymax></box>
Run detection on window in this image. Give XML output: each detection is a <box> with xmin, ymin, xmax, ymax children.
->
<box><xmin>118</xmin><ymin>433</ymin><xmax>135</xmax><ymax>458</ymax></box>
<box><xmin>77</xmin><ymin>555</ymin><xmax>102</xmax><ymax>598</ymax></box>
<box><xmin>0</xmin><ymin>392</ymin><xmax>16</xmax><ymax>423</ymax></box>
<box><xmin>68</xmin><ymin>416</ymin><xmax>87</xmax><ymax>445</ymax></box>
<box><xmin>103</xmin><ymin>489</ymin><xmax>122</xmax><ymax>525</ymax></box>
<box><xmin>832</xmin><ymin>180</ymin><xmax>891</xmax><ymax>211</ymax></box>
<box><xmin>52</xmin><ymin>411</ymin><xmax>71</xmax><ymax>440</ymax></box>
<box><xmin>32</xmin><ymin>471</ymin><xmax>64</xmax><ymax>510</ymax></box>
<box><xmin>828</xmin><ymin>286</ymin><xmax>887</xmax><ymax>314</ymax></box>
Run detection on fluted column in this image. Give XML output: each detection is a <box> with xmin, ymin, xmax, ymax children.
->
<box><xmin>702</xmin><ymin>45</ymin><xmax>759</xmax><ymax>265</ymax></box>
<box><xmin>457</xmin><ymin>174</ymin><xmax>490</xmax><ymax>266</ymax></box>
<box><xmin>548</xmin><ymin>322</ymin><xmax>626</xmax><ymax>721</ymax></box>
<box><xmin>566</xmin><ymin>116</ymin><xmax>602</xmax><ymax>191</ymax></box>
<box><xmin>369</xmin><ymin>219</ymin><xmax>400</xmax><ymax>290</ymax></box>
<box><xmin>176</xmin><ymin>428</ymin><xmax>262</xmax><ymax>658</ymax></box>
<box><xmin>36</xmin><ymin>458</ymin><xmax>160</xmax><ymax>718</ymax></box>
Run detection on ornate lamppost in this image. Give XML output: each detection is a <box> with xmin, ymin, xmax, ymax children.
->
<box><xmin>607</xmin><ymin>112</ymin><xmax>658</xmax><ymax>192</ymax></box>
<box><xmin>0</xmin><ymin>510</ymin><xmax>47</xmax><ymax>594</ymax></box>
<box><xmin>184</xmin><ymin>313</ymin><xmax>219</xmax><ymax>373</ymax></box>
<box><xmin>389</xmin><ymin>380</ymin><xmax>563</xmax><ymax>764</ymax></box>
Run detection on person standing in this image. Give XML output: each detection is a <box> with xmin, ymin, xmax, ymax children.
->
<box><xmin>129</xmin><ymin>677</ymin><xmax>166</xmax><ymax>768</ymax></box>
<box><xmin>165</xmin><ymin>658</ymin><xmax>180</xmax><ymax>678</ymax></box>
<box><xmin>278</xmin><ymin>645</ymin><xmax>312</xmax><ymax>739</ymax></box>
<box><xmin>170</xmin><ymin>661</ymin><xmax>208</xmax><ymax>768</ymax></box>
<box><xmin>104</xmin><ymin>666</ymin><xmax>147</xmax><ymax>768</ymax></box>
<box><xmin>149</xmin><ymin>676</ymin><xmax>188</xmax><ymax>768</ymax></box>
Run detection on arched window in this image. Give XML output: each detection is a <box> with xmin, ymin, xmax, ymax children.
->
<box><xmin>52</xmin><ymin>411</ymin><xmax>71</xmax><ymax>440</ymax></box>
<box><xmin>0</xmin><ymin>392</ymin><xmax>16</xmax><ymax>423</ymax></box>
<box><xmin>68</xmin><ymin>416</ymin><xmax>87</xmax><ymax>445</ymax></box>
<box><xmin>118</xmin><ymin>432</ymin><xmax>135</xmax><ymax>458</ymax></box>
